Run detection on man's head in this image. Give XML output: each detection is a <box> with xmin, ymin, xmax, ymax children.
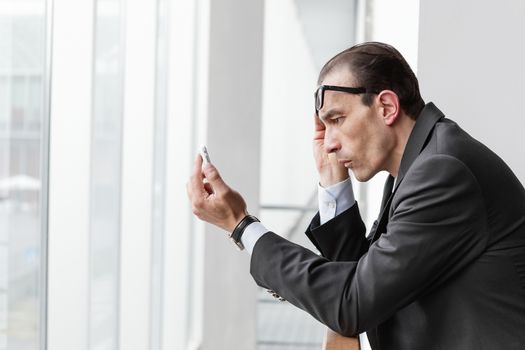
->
<box><xmin>316</xmin><ymin>42</ymin><xmax>424</xmax><ymax>181</ymax></box>
<box><xmin>317</xmin><ymin>42</ymin><xmax>424</xmax><ymax>118</ymax></box>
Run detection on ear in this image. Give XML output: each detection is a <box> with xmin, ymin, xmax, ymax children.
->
<box><xmin>377</xmin><ymin>90</ymin><xmax>400</xmax><ymax>126</ymax></box>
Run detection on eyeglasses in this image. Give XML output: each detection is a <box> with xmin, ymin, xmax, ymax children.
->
<box><xmin>314</xmin><ymin>85</ymin><xmax>368</xmax><ymax>115</ymax></box>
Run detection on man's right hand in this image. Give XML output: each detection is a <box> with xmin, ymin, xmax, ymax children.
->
<box><xmin>313</xmin><ymin>114</ymin><xmax>349</xmax><ymax>187</ymax></box>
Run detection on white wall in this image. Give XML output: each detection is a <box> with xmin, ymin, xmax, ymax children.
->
<box><xmin>418</xmin><ymin>0</ymin><xmax>525</xmax><ymax>185</ymax></box>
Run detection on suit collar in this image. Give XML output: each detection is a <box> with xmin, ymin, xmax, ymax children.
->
<box><xmin>394</xmin><ymin>102</ymin><xmax>444</xmax><ymax>190</ymax></box>
<box><xmin>370</xmin><ymin>102</ymin><xmax>444</xmax><ymax>243</ymax></box>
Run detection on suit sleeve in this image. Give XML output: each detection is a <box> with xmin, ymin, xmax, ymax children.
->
<box><xmin>250</xmin><ymin>155</ymin><xmax>489</xmax><ymax>336</ymax></box>
<box><xmin>305</xmin><ymin>202</ymin><xmax>369</xmax><ymax>261</ymax></box>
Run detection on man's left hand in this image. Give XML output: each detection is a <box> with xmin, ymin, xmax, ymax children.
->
<box><xmin>186</xmin><ymin>154</ymin><xmax>248</xmax><ymax>233</ymax></box>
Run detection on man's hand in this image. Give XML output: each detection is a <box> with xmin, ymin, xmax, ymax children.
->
<box><xmin>186</xmin><ymin>155</ymin><xmax>248</xmax><ymax>233</ymax></box>
<box><xmin>313</xmin><ymin>114</ymin><xmax>349</xmax><ymax>187</ymax></box>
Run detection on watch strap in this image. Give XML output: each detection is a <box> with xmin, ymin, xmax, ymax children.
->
<box><xmin>230</xmin><ymin>215</ymin><xmax>260</xmax><ymax>251</ymax></box>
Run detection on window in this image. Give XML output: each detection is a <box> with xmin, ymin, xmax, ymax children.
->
<box><xmin>257</xmin><ymin>0</ymin><xmax>361</xmax><ymax>348</ymax></box>
<box><xmin>89</xmin><ymin>0</ymin><xmax>125</xmax><ymax>349</ymax></box>
<box><xmin>0</xmin><ymin>1</ymin><xmax>50</xmax><ymax>349</ymax></box>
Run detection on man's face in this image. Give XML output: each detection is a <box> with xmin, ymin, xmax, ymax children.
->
<box><xmin>318</xmin><ymin>71</ymin><xmax>394</xmax><ymax>182</ymax></box>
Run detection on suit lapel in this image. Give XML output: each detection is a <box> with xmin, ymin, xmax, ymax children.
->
<box><xmin>369</xmin><ymin>103</ymin><xmax>444</xmax><ymax>244</ymax></box>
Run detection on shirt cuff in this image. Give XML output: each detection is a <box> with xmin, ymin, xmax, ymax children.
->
<box><xmin>318</xmin><ymin>177</ymin><xmax>355</xmax><ymax>225</ymax></box>
<box><xmin>241</xmin><ymin>221</ymin><xmax>269</xmax><ymax>255</ymax></box>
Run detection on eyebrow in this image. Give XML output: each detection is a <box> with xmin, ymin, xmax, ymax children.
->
<box><xmin>319</xmin><ymin>108</ymin><xmax>346</xmax><ymax>123</ymax></box>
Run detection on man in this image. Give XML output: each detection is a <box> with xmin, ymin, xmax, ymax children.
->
<box><xmin>187</xmin><ymin>42</ymin><xmax>525</xmax><ymax>349</ymax></box>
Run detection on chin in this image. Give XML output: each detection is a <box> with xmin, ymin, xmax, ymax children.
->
<box><xmin>352</xmin><ymin>169</ymin><xmax>374</xmax><ymax>182</ymax></box>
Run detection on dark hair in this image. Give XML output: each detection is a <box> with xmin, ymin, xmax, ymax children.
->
<box><xmin>318</xmin><ymin>42</ymin><xmax>425</xmax><ymax>119</ymax></box>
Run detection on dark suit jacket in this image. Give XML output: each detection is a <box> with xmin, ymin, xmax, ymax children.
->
<box><xmin>250</xmin><ymin>103</ymin><xmax>525</xmax><ymax>350</ymax></box>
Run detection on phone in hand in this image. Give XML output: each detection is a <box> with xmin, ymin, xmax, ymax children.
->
<box><xmin>200</xmin><ymin>145</ymin><xmax>211</xmax><ymax>165</ymax></box>
<box><xmin>199</xmin><ymin>145</ymin><xmax>213</xmax><ymax>193</ymax></box>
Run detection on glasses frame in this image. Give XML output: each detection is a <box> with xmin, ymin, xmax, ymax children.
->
<box><xmin>314</xmin><ymin>85</ymin><xmax>368</xmax><ymax>115</ymax></box>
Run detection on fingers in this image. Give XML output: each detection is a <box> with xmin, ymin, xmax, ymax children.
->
<box><xmin>193</xmin><ymin>154</ymin><xmax>205</xmax><ymax>188</ymax></box>
<box><xmin>187</xmin><ymin>155</ymin><xmax>211</xmax><ymax>221</ymax></box>
<box><xmin>203</xmin><ymin>182</ymin><xmax>214</xmax><ymax>195</ymax></box>
<box><xmin>186</xmin><ymin>152</ymin><xmax>249</xmax><ymax>232</ymax></box>
<box><xmin>313</xmin><ymin>114</ymin><xmax>326</xmax><ymax>142</ymax></box>
<box><xmin>202</xmin><ymin>162</ymin><xmax>229</xmax><ymax>194</ymax></box>
<box><xmin>187</xmin><ymin>152</ymin><xmax>228</xmax><ymax>198</ymax></box>
<box><xmin>314</xmin><ymin>113</ymin><xmax>325</xmax><ymax>131</ymax></box>
<box><xmin>187</xmin><ymin>155</ymin><xmax>207</xmax><ymax>200</ymax></box>
<box><xmin>194</xmin><ymin>152</ymin><xmax>203</xmax><ymax>172</ymax></box>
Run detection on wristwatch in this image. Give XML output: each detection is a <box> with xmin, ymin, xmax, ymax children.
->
<box><xmin>230</xmin><ymin>215</ymin><xmax>260</xmax><ymax>251</ymax></box>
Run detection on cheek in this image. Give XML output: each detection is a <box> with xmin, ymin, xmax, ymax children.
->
<box><xmin>365</xmin><ymin>133</ymin><xmax>391</xmax><ymax>171</ymax></box>
<box><xmin>347</xmin><ymin>131</ymin><xmax>368</xmax><ymax>155</ymax></box>
<box><xmin>340</xmin><ymin>125</ymin><xmax>360</xmax><ymax>150</ymax></box>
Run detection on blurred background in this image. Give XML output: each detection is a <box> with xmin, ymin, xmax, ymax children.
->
<box><xmin>1</xmin><ymin>0</ymin><xmax>524</xmax><ymax>349</ymax></box>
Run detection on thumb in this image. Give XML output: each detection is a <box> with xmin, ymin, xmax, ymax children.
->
<box><xmin>202</xmin><ymin>163</ymin><xmax>228</xmax><ymax>193</ymax></box>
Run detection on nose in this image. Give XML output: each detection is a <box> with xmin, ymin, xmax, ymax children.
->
<box><xmin>324</xmin><ymin>129</ymin><xmax>341</xmax><ymax>154</ymax></box>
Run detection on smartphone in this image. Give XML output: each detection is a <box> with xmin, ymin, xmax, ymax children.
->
<box><xmin>200</xmin><ymin>145</ymin><xmax>211</xmax><ymax>165</ymax></box>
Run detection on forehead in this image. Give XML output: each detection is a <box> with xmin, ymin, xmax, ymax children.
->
<box><xmin>317</xmin><ymin>69</ymin><xmax>365</xmax><ymax>121</ymax></box>
<box><xmin>320</xmin><ymin>66</ymin><xmax>356</xmax><ymax>86</ymax></box>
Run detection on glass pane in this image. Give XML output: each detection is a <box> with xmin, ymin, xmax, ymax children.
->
<box><xmin>89</xmin><ymin>0</ymin><xmax>124</xmax><ymax>349</ymax></box>
<box><xmin>150</xmin><ymin>0</ymin><xmax>169</xmax><ymax>348</ymax></box>
<box><xmin>258</xmin><ymin>0</ymin><xmax>360</xmax><ymax>348</ymax></box>
<box><xmin>0</xmin><ymin>0</ymin><xmax>49</xmax><ymax>349</ymax></box>
<box><xmin>256</xmin><ymin>209</ymin><xmax>324</xmax><ymax>350</ymax></box>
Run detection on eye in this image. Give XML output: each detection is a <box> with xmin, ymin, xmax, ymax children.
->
<box><xmin>332</xmin><ymin>116</ymin><xmax>345</xmax><ymax>125</ymax></box>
